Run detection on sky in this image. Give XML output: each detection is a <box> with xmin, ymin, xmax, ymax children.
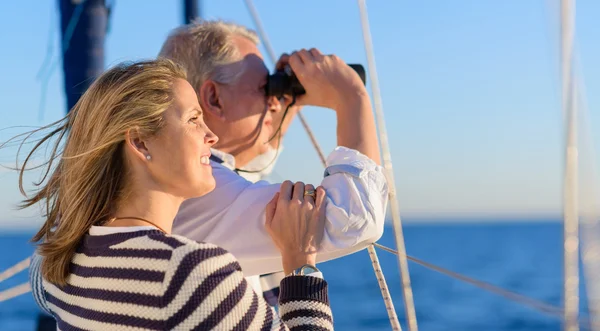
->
<box><xmin>1</xmin><ymin>0</ymin><xmax>600</xmax><ymax>230</ymax></box>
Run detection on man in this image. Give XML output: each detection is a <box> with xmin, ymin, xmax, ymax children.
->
<box><xmin>158</xmin><ymin>20</ymin><xmax>388</xmax><ymax>304</ymax></box>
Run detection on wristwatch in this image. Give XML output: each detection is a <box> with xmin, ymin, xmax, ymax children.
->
<box><xmin>289</xmin><ymin>264</ymin><xmax>320</xmax><ymax>276</ymax></box>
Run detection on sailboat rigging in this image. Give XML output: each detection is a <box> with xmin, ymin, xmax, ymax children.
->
<box><xmin>0</xmin><ymin>1</ymin><xmax>596</xmax><ymax>330</ymax></box>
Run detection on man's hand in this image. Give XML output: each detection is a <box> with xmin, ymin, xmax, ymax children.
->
<box><xmin>288</xmin><ymin>48</ymin><xmax>368</xmax><ymax>112</ymax></box>
<box><xmin>287</xmin><ymin>48</ymin><xmax>380</xmax><ymax>164</ymax></box>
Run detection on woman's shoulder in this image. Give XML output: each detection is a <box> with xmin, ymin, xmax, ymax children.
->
<box><xmin>159</xmin><ymin>233</ymin><xmax>228</xmax><ymax>252</ymax></box>
<box><xmin>157</xmin><ymin>233</ymin><xmax>240</xmax><ymax>270</ymax></box>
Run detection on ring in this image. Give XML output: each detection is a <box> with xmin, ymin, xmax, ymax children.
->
<box><xmin>303</xmin><ymin>189</ymin><xmax>316</xmax><ymax>198</ymax></box>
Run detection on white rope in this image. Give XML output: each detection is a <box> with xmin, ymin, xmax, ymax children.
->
<box><xmin>0</xmin><ymin>282</ymin><xmax>31</xmax><ymax>303</ymax></box>
<box><xmin>373</xmin><ymin>243</ymin><xmax>592</xmax><ymax>327</ymax></box>
<box><xmin>297</xmin><ymin>115</ymin><xmax>327</xmax><ymax>166</ymax></box>
<box><xmin>0</xmin><ymin>257</ymin><xmax>30</xmax><ymax>284</ymax></box>
<box><xmin>0</xmin><ymin>257</ymin><xmax>32</xmax><ymax>303</ymax></box>
<box><xmin>242</xmin><ymin>1</ymin><xmax>402</xmax><ymax>329</ymax></box>
<box><xmin>367</xmin><ymin>245</ymin><xmax>402</xmax><ymax>330</ymax></box>
<box><xmin>357</xmin><ymin>1</ymin><xmax>418</xmax><ymax>330</ymax></box>
<box><xmin>560</xmin><ymin>0</ymin><xmax>579</xmax><ymax>330</ymax></box>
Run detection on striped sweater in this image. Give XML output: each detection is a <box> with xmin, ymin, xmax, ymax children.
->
<box><xmin>30</xmin><ymin>229</ymin><xmax>333</xmax><ymax>330</ymax></box>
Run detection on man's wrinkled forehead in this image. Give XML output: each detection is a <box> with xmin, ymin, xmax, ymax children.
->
<box><xmin>231</xmin><ymin>35</ymin><xmax>268</xmax><ymax>80</ymax></box>
<box><xmin>241</xmin><ymin>54</ymin><xmax>269</xmax><ymax>81</ymax></box>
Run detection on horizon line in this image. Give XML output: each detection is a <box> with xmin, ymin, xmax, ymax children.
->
<box><xmin>0</xmin><ymin>212</ymin><xmax>565</xmax><ymax>233</ymax></box>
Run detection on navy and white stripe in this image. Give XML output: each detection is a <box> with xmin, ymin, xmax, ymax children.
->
<box><xmin>29</xmin><ymin>254</ymin><xmax>52</xmax><ymax>316</ymax></box>
<box><xmin>260</xmin><ymin>273</ymin><xmax>282</xmax><ymax>307</ymax></box>
<box><xmin>30</xmin><ymin>230</ymin><xmax>333</xmax><ymax>330</ymax></box>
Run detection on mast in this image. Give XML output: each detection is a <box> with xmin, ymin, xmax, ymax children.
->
<box><xmin>184</xmin><ymin>0</ymin><xmax>199</xmax><ymax>24</ymax></box>
<box><xmin>59</xmin><ymin>0</ymin><xmax>108</xmax><ymax>113</ymax></box>
<box><xmin>560</xmin><ymin>0</ymin><xmax>579</xmax><ymax>330</ymax></box>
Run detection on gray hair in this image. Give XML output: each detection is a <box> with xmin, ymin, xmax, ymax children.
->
<box><xmin>158</xmin><ymin>20</ymin><xmax>260</xmax><ymax>91</ymax></box>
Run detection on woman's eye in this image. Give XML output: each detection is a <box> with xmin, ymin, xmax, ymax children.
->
<box><xmin>189</xmin><ymin>116</ymin><xmax>198</xmax><ymax>123</ymax></box>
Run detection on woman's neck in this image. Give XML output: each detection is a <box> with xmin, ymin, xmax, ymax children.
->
<box><xmin>109</xmin><ymin>189</ymin><xmax>183</xmax><ymax>234</ymax></box>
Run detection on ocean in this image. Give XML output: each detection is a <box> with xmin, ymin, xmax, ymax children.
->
<box><xmin>0</xmin><ymin>221</ymin><xmax>590</xmax><ymax>330</ymax></box>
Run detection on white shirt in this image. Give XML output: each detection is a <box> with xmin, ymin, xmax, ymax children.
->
<box><xmin>172</xmin><ymin>145</ymin><xmax>388</xmax><ymax>277</ymax></box>
<box><xmin>208</xmin><ymin>146</ymin><xmax>282</xmax><ymax>294</ymax></box>
<box><xmin>233</xmin><ymin>143</ymin><xmax>281</xmax><ymax>183</ymax></box>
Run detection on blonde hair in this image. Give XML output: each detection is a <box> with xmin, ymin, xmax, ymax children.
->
<box><xmin>158</xmin><ymin>19</ymin><xmax>259</xmax><ymax>91</ymax></box>
<box><xmin>8</xmin><ymin>59</ymin><xmax>186</xmax><ymax>286</ymax></box>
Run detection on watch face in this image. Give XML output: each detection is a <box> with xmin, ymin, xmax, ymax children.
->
<box><xmin>301</xmin><ymin>265</ymin><xmax>319</xmax><ymax>275</ymax></box>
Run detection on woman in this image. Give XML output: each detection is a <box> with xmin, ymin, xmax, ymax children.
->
<box><xmin>16</xmin><ymin>59</ymin><xmax>333</xmax><ymax>330</ymax></box>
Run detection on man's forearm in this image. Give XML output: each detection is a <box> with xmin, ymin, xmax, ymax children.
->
<box><xmin>335</xmin><ymin>94</ymin><xmax>381</xmax><ymax>165</ymax></box>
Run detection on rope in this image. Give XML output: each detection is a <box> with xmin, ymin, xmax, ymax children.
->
<box><xmin>0</xmin><ymin>257</ymin><xmax>32</xmax><ymax>304</ymax></box>
<box><xmin>373</xmin><ymin>243</ymin><xmax>591</xmax><ymax>327</ymax></box>
<box><xmin>357</xmin><ymin>1</ymin><xmax>418</xmax><ymax>330</ymax></box>
<box><xmin>0</xmin><ymin>257</ymin><xmax>31</xmax><ymax>284</ymax></box>
<box><xmin>560</xmin><ymin>0</ymin><xmax>580</xmax><ymax>330</ymax></box>
<box><xmin>297</xmin><ymin>114</ymin><xmax>327</xmax><ymax>166</ymax></box>
<box><xmin>0</xmin><ymin>283</ymin><xmax>31</xmax><ymax>303</ymax></box>
<box><xmin>242</xmin><ymin>1</ymin><xmax>402</xmax><ymax>329</ymax></box>
<box><xmin>368</xmin><ymin>246</ymin><xmax>402</xmax><ymax>330</ymax></box>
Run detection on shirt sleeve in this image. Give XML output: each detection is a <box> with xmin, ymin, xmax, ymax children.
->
<box><xmin>163</xmin><ymin>242</ymin><xmax>333</xmax><ymax>331</ymax></box>
<box><xmin>173</xmin><ymin>146</ymin><xmax>388</xmax><ymax>276</ymax></box>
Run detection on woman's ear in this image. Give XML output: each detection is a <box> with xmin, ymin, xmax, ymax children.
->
<box><xmin>198</xmin><ymin>80</ymin><xmax>226</xmax><ymax>122</ymax></box>
<box><xmin>124</xmin><ymin>128</ymin><xmax>151</xmax><ymax>162</ymax></box>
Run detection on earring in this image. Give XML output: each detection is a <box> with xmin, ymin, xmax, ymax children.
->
<box><xmin>146</xmin><ymin>155</ymin><xmax>151</xmax><ymax>161</ymax></box>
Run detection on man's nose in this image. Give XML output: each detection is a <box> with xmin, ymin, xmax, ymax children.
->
<box><xmin>266</xmin><ymin>95</ymin><xmax>282</xmax><ymax>113</ymax></box>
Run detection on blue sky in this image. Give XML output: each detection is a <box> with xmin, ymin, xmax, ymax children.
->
<box><xmin>1</xmin><ymin>0</ymin><xmax>599</xmax><ymax>229</ymax></box>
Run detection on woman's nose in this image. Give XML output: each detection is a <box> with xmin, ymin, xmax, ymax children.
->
<box><xmin>204</xmin><ymin>128</ymin><xmax>218</xmax><ymax>146</ymax></box>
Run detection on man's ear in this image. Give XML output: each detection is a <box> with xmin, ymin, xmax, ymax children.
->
<box><xmin>124</xmin><ymin>128</ymin><xmax>150</xmax><ymax>162</ymax></box>
<box><xmin>198</xmin><ymin>80</ymin><xmax>226</xmax><ymax>122</ymax></box>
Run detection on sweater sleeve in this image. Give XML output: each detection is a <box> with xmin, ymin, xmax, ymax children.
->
<box><xmin>162</xmin><ymin>241</ymin><xmax>333</xmax><ymax>330</ymax></box>
<box><xmin>28</xmin><ymin>251</ymin><xmax>52</xmax><ymax>316</ymax></box>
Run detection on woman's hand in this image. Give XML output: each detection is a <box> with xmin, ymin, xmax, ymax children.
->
<box><xmin>265</xmin><ymin>180</ymin><xmax>326</xmax><ymax>274</ymax></box>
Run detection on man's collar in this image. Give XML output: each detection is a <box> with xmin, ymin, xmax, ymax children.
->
<box><xmin>210</xmin><ymin>148</ymin><xmax>236</xmax><ymax>170</ymax></box>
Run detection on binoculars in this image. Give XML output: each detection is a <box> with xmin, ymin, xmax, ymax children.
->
<box><xmin>265</xmin><ymin>64</ymin><xmax>367</xmax><ymax>98</ymax></box>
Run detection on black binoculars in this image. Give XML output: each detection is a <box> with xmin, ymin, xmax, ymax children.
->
<box><xmin>265</xmin><ymin>64</ymin><xmax>367</xmax><ymax>98</ymax></box>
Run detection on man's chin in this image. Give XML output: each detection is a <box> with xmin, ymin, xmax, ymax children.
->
<box><xmin>257</xmin><ymin>142</ymin><xmax>271</xmax><ymax>155</ymax></box>
<box><xmin>258</xmin><ymin>134</ymin><xmax>273</xmax><ymax>152</ymax></box>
